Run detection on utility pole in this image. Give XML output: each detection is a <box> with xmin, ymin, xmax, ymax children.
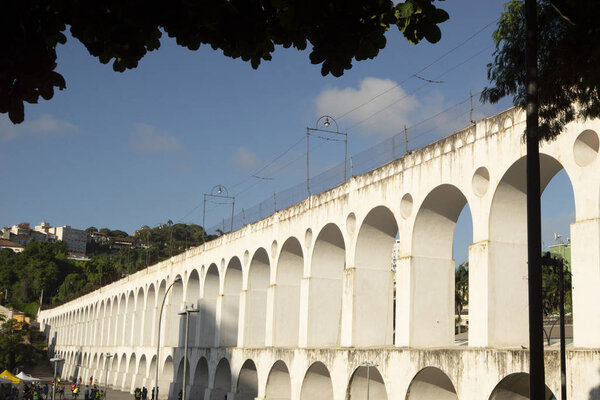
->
<box><xmin>525</xmin><ymin>0</ymin><xmax>545</xmax><ymax>397</ymax></box>
<box><xmin>470</xmin><ymin>90</ymin><xmax>474</xmax><ymax>124</ymax></box>
<box><xmin>558</xmin><ymin>259</ymin><xmax>567</xmax><ymax>400</ymax></box>
<box><xmin>404</xmin><ymin>125</ymin><xmax>409</xmax><ymax>154</ymax></box>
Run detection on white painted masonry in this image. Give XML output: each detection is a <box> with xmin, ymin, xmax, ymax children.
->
<box><xmin>39</xmin><ymin>107</ymin><xmax>600</xmax><ymax>399</ymax></box>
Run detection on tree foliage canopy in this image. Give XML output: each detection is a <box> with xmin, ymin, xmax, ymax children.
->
<box><xmin>0</xmin><ymin>318</ymin><xmax>38</xmax><ymax>372</ymax></box>
<box><xmin>482</xmin><ymin>0</ymin><xmax>600</xmax><ymax>140</ymax></box>
<box><xmin>541</xmin><ymin>252</ymin><xmax>571</xmax><ymax>317</ymax></box>
<box><xmin>1</xmin><ymin>0</ymin><xmax>448</xmax><ymax>124</ymax></box>
<box><xmin>455</xmin><ymin>261</ymin><xmax>468</xmax><ymax>320</ymax></box>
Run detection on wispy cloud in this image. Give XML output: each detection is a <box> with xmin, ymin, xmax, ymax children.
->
<box><xmin>231</xmin><ymin>146</ymin><xmax>260</xmax><ymax>169</ymax></box>
<box><xmin>0</xmin><ymin>114</ymin><xmax>79</xmax><ymax>141</ymax></box>
<box><xmin>130</xmin><ymin>123</ymin><xmax>182</xmax><ymax>153</ymax></box>
<box><xmin>315</xmin><ymin>77</ymin><xmax>422</xmax><ymax>137</ymax></box>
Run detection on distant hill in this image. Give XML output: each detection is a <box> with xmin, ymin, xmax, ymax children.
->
<box><xmin>0</xmin><ymin>222</ymin><xmax>217</xmax><ymax>316</ymax></box>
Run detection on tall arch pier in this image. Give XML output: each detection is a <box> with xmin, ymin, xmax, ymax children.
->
<box><xmin>39</xmin><ymin>107</ymin><xmax>600</xmax><ymax>399</ymax></box>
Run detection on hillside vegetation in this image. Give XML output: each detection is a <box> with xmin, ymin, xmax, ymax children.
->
<box><xmin>0</xmin><ymin>222</ymin><xmax>216</xmax><ymax>316</ymax></box>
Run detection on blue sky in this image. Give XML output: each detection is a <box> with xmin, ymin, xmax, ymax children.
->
<box><xmin>0</xmin><ymin>1</ymin><xmax>574</xmax><ymax>263</ymax></box>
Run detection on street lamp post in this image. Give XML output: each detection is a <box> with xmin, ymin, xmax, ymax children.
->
<box><xmin>203</xmin><ymin>185</ymin><xmax>235</xmax><ymax>237</ymax></box>
<box><xmin>154</xmin><ymin>277</ymin><xmax>182</xmax><ymax>400</ymax></box>
<box><xmin>360</xmin><ymin>361</ymin><xmax>377</xmax><ymax>400</ymax></box>
<box><xmin>50</xmin><ymin>355</ymin><xmax>64</xmax><ymax>400</ymax></box>
<box><xmin>306</xmin><ymin>115</ymin><xmax>348</xmax><ymax>195</ymax></box>
<box><xmin>178</xmin><ymin>304</ymin><xmax>199</xmax><ymax>400</ymax></box>
<box><xmin>103</xmin><ymin>353</ymin><xmax>113</xmax><ymax>400</ymax></box>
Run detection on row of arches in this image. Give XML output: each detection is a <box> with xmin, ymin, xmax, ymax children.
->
<box><xmin>53</xmin><ymin>349</ymin><xmax>557</xmax><ymax>400</ymax></box>
<box><xmin>42</xmin><ymin>127</ymin><xmax>600</xmax><ymax>349</ymax></box>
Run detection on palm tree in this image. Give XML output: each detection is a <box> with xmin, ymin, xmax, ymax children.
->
<box><xmin>455</xmin><ymin>262</ymin><xmax>468</xmax><ymax>333</ymax></box>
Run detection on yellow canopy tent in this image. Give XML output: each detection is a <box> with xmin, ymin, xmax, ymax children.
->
<box><xmin>0</xmin><ymin>370</ymin><xmax>19</xmax><ymax>383</ymax></box>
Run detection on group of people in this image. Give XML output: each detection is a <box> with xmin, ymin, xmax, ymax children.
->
<box><xmin>133</xmin><ymin>387</ymin><xmax>147</xmax><ymax>400</ymax></box>
<box><xmin>47</xmin><ymin>379</ymin><xmax>104</xmax><ymax>400</ymax></box>
<box><xmin>2</xmin><ymin>383</ymin><xmax>53</xmax><ymax>400</ymax></box>
<box><xmin>68</xmin><ymin>379</ymin><xmax>105</xmax><ymax>400</ymax></box>
<box><xmin>79</xmin><ymin>384</ymin><xmax>104</xmax><ymax>400</ymax></box>
<box><xmin>0</xmin><ymin>385</ymin><xmax>18</xmax><ymax>400</ymax></box>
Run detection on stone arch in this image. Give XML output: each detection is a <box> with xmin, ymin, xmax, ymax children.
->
<box><xmin>185</xmin><ymin>270</ymin><xmax>201</xmax><ymax>347</ymax></box>
<box><xmin>308</xmin><ymin>223</ymin><xmax>345</xmax><ymax>346</ymax></box>
<box><xmin>144</xmin><ymin>284</ymin><xmax>156</xmax><ymax>346</ymax></box>
<box><xmin>91</xmin><ymin>353</ymin><xmax>98</xmax><ymax>378</ymax></box>
<box><xmin>89</xmin><ymin>304</ymin><xmax>96</xmax><ymax>345</ymax></box>
<box><xmin>70</xmin><ymin>310</ymin><xmax>76</xmax><ymax>345</ymax></box>
<box><xmin>300</xmin><ymin>362</ymin><xmax>333</xmax><ymax>400</ymax></box>
<box><xmin>243</xmin><ymin>248</ymin><xmax>270</xmax><ymax>346</ymax></box>
<box><xmin>160</xmin><ymin>356</ymin><xmax>174</xmax><ymax>398</ymax></box>
<box><xmin>211</xmin><ymin>358</ymin><xmax>231</xmax><ymax>400</ymax></box>
<box><xmin>190</xmin><ymin>357</ymin><xmax>208</xmax><ymax>400</ymax></box>
<box><xmin>408</xmin><ymin>184</ymin><xmax>472</xmax><ymax>347</ymax></box>
<box><xmin>73</xmin><ymin>349</ymin><xmax>82</xmax><ymax>380</ymax></box>
<box><xmin>97</xmin><ymin>353</ymin><xmax>105</xmax><ymax>385</ymax></box>
<box><xmin>135</xmin><ymin>355</ymin><xmax>147</xmax><ymax>390</ymax></box>
<box><xmin>485</xmin><ymin>154</ymin><xmax>570</xmax><ymax>346</ymax></box>
<box><xmin>82</xmin><ymin>353</ymin><xmax>89</xmax><ymax>372</ymax></box>
<box><xmin>148</xmin><ymin>356</ymin><xmax>157</xmax><ymax>392</ymax></box>
<box><xmin>133</xmin><ymin>287</ymin><xmax>144</xmax><ymax>347</ymax></box>
<box><xmin>200</xmin><ymin>264</ymin><xmax>219</xmax><ymax>347</ymax></box>
<box><xmin>114</xmin><ymin>353</ymin><xmax>127</xmax><ymax>387</ymax></box>
<box><xmin>165</xmin><ymin>276</ymin><xmax>184</xmax><ymax>347</ymax></box>
<box><xmin>221</xmin><ymin>257</ymin><xmax>242</xmax><ymax>346</ymax></box>
<box><xmin>236</xmin><ymin>359</ymin><xmax>258</xmax><ymax>400</ymax></box>
<box><xmin>346</xmin><ymin>365</ymin><xmax>388</xmax><ymax>400</ymax></box>
<box><xmin>174</xmin><ymin>357</ymin><xmax>190</xmax><ymax>398</ymax></box>
<box><xmin>82</xmin><ymin>306</ymin><xmax>89</xmax><ymax>345</ymax></box>
<box><xmin>156</xmin><ymin>281</ymin><xmax>166</xmax><ymax>347</ymax></box>
<box><xmin>273</xmin><ymin>237</ymin><xmax>303</xmax><ymax>347</ymax></box>
<box><xmin>101</xmin><ymin>299</ymin><xmax>110</xmax><ymax>346</ymax></box>
<box><xmin>353</xmin><ymin>205</ymin><xmax>397</xmax><ymax>346</ymax></box>
<box><xmin>405</xmin><ymin>367</ymin><xmax>458</xmax><ymax>400</ymax></box>
<box><xmin>186</xmin><ymin>269</ymin><xmax>201</xmax><ymax>303</ymax></box>
<box><xmin>124</xmin><ymin>291</ymin><xmax>135</xmax><ymax>346</ymax></box>
<box><xmin>109</xmin><ymin>353</ymin><xmax>119</xmax><ymax>386</ymax></box>
<box><xmin>115</xmin><ymin>293</ymin><xmax>126</xmax><ymax>346</ymax></box>
<box><xmin>109</xmin><ymin>296</ymin><xmax>117</xmax><ymax>346</ymax></box>
<box><xmin>79</xmin><ymin>308</ymin><xmax>85</xmax><ymax>344</ymax></box>
<box><xmin>488</xmin><ymin>372</ymin><xmax>556</xmax><ymax>399</ymax></box>
<box><xmin>85</xmin><ymin>305</ymin><xmax>92</xmax><ymax>345</ymax></box>
<box><xmin>68</xmin><ymin>310</ymin><xmax>74</xmax><ymax>345</ymax></box>
<box><xmin>124</xmin><ymin>353</ymin><xmax>137</xmax><ymax>391</ymax></box>
<box><xmin>265</xmin><ymin>361</ymin><xmax>291</xmax><ymax>400</ymax></box>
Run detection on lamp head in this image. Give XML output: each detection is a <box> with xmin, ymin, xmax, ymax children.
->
<box><xmin>324</xmin><ymin>117</ymin><xmax>330</xmax><ymax>127</ymax></box>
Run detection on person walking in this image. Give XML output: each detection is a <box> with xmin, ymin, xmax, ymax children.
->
<box><xmin>141</xmin><ymin>387</ymin><xmax>147</xmax><ymax>400</ymax></box>
<box><xmin>84</xmin><ymin>386</ymin><xmax>89</xmax><ymax>400</ymax></box>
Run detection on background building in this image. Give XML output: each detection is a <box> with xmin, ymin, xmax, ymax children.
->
<box><xmin>1</xmin><ymin>221</ymin><xmax>87</xmax><ymax>254</ymax></box>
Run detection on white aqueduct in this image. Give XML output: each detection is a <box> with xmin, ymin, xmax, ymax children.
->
<box><xmin>39</xmin><ymin>107</ymin><xmax>600</xmax><ymax>400</ymax></box>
